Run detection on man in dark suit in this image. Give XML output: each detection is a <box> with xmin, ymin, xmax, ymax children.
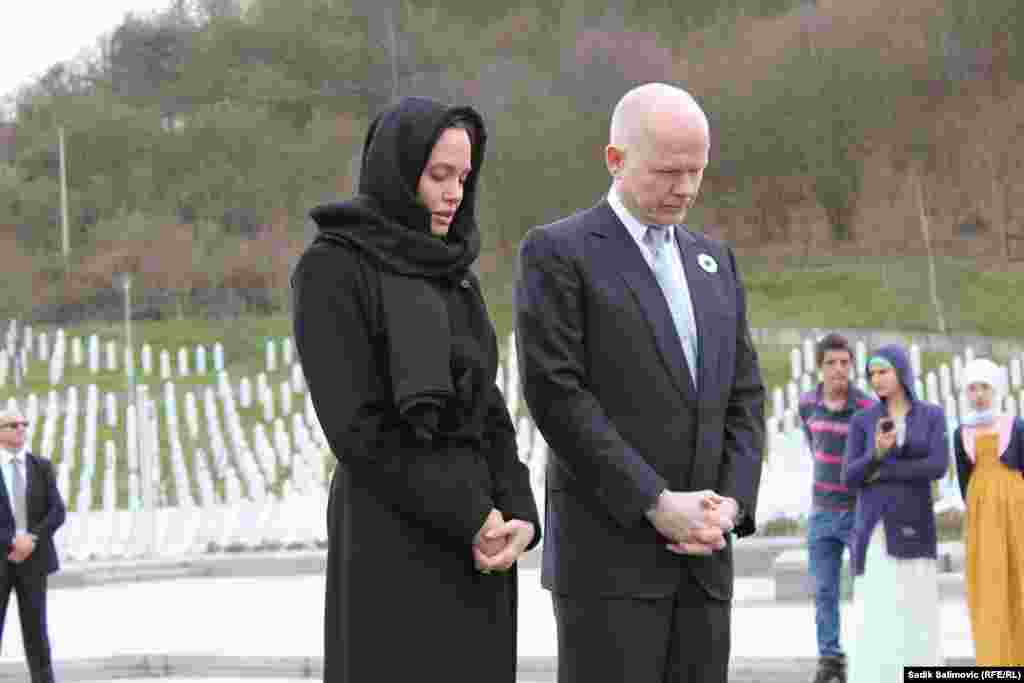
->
<box><xmin>0</xmin><ymin>407</ymin><xmax>66</xmax><ymax>683</ymax></box>
<box><xmin>514</xmin><ymin>83</ymin><xmax>765</xmax><ymax>682</ymax></box>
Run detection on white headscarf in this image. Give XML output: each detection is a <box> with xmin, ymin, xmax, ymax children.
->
<box><xmin>960</xmin><ymin>358</ymin><xmax>1013</xmax><ymax>461</ymax></box>
<box><xmin>962</xmin><ymin>358</ymin><xmax>1003</xmax><ymax>428</ymax></box>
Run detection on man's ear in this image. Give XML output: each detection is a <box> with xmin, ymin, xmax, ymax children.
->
<box><xmin>605</xmin><ymin>144</ymin><xmax>625</xmax><ymax>177</ymax></box>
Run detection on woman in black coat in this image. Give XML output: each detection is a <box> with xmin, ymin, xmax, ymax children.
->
<box><xmin>292</xmin><ymin>96</ymin><xmax>540</xmax><ymax>682</ymax></box>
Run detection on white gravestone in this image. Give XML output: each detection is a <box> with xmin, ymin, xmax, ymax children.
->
<box><xmin>925</xmin><ymin>372</ymin><xmax>940</xmax><ymax>407</ymax></box>
<box><xmin>282</xmin><ymin>338</ymin><xmax>293</xmax><ymax>366</ymax></box>
<box><xmin>786</xmin><ymin>381</ymin><xmax>800</xmax><ymax>414</ymax></box>
<box><xmin>160</xmin><ymin>350</ymin><xmax>172</xmax><ymax>380</ymax></box>
<box><xmin>240</xmin><ymin>377</ymin><xmax>253</xmax><ymax>409</ymax></box>
<box><xmin>802</xmin><ymin>338</ymin><xmax>815</xmax><ymax>375</ymax></box>
<box><xmin>48</xmin><ymin>339</ymin><xmax>65</xmax><ymax>386</ymax></box>
<box><xmin>939</xmin><ymin>365</ymin><xmax>953</xmax><ymax>402</ymax></box>
<box><xmin>142</xmin><ymin>344</ymin><xmax>153</xmax><ymax>376</ymax></box>
<box><xmin>855</xmin><ymin>341</ymin><xmax>867</xmax><ymax>378</ymax></box>
<box><xmin>123</xmin><ymin>345</ymin><xmax>134</xmax><ymax>378</ymax></box>
<box><xmin>266</xmin><ymin>339</ymin><xmax>277</xmax><ymax>373</ymax></box>
<box><xmin>177</xmin><ymin>347</ymin><xmax>190</xmax><ymax>377</ymax></box>
<box><xmin>106</xmin><ymin>340</ymin><xmax>118</xmax><ymax>372</ymax></box>
<box><xmin>105</xmin><ymin>393</ymin><xmax>118</xmax><ymax>427</ymax></box>
<box><xmin>71</xmin><ymin>337</ymin><xmax>83</xmax><ymax>367</ymax></box>
<box><xmin>88</xmin><ymin>335</ymin><xmax>100</xmax><ymax>374</ymax></box>
<box><xmin>910</xmin><ymin>344</ymin><xmax>922</xmax><ymax>379</ymax></box>
<box><xmin>280</xmin><ymin>381</ymin><xmax>292</xmax><ymax>416</ymax></box>
<box><xmin>184</xmin><ymin>392</ymin><xmax>200</xmax><ymax>440</ymax></box>
<box><xmin>262</xmin><ymin>388</ymin><xmax>275</xmax><ymax>423</ymax></box>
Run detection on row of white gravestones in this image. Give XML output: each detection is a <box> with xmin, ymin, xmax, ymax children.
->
<box><xmin>51</xmin><ymin>336</ymin><xmax>230</xmax><ymax>378</ymax></box>
<box><xmin>8</xmin><ymin>363</ymin><xmax>325</xmax><ymax>515</ymax></box>
<box><xmin>791</xmin><ymin>336</ymin><xmax>1024</xmax><ymax>389</ymax></box>
<box><xmin>791</xmin><ymin>337</ymin><xmax>987</xmax><ymax>384</ymax></box>
<box><xmin>265</xmin><ymin>338</ymin><xmax>295</xmax><ymax>373</ymax></box>
<box><xmin>0</xmin><ymin>347</ymin><xmax>30</xmax><ymax>388</ymax></box>
<box><xmin>33</xmin><ymin>385</ymin><xmax>319</xmax><ymax>511</ymax></box>
<box><xmin>776</xmin><ymin>345</ymin><xmax>1024</xmax><ymax>422</ymax></box>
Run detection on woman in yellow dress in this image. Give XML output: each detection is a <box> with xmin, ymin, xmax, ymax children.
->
<box><xmin>954</xmin><ymin>358</ymin><xmax>1024</xmax><ymax>665</ymax></box>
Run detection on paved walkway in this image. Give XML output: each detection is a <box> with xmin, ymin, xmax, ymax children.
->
<box><xmin>0</xmin><ymin>565</ymin><xmax>975</xmax><ymax>682</ymax></box>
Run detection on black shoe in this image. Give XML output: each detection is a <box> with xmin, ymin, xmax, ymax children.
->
<box><xmin>811</xmin><ymin>655</ymin><xmax>846</xmax><ymax>683</ymax></box>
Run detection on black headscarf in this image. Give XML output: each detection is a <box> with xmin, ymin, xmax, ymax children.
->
<box><xmin>309</xmin><ymin>97</ymin><xmax>487</xmax><ymax>421</ymax></box>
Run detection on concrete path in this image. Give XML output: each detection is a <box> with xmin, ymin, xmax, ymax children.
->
<box><xmin>0</xmin><ymin>565</ymin><xmax>975</xmax><ymax>682</ymax></box>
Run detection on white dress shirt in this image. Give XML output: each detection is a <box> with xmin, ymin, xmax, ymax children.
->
<box><xmin>607</xmin><ymin>185</ymin><xmax>699</xmax><ymax>360</ymax></box>
<box><xmin>2</xmin><ymin>447</ymin><xmax>28</xmax><ymax>534</ymax></box>
<box><xmin>607</xmin><ymin>186</ymin><xmax>687</xmax><ymax>271</ymax></box>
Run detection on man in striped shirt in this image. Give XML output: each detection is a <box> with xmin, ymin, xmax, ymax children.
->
<box><xmin>798</xmin><ymin>333</ymin><xmax>875</xmax><ymax>683</ymax></box>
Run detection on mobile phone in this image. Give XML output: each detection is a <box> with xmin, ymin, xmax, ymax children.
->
<box><xmin>880</xmin><ymin>419</ymin><xmax>894</xmax><ymax>433</ymax></box>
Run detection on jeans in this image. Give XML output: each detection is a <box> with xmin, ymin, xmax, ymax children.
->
<box><xmin>807</xmin><ymin>508</ymin><xmax>854</xmax><ymax>658</ymax></box>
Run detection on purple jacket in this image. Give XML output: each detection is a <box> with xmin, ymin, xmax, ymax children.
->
<box><xmin>842</xmin><ymin>345</ymin><xmax>949</xmax><ymax>576</ymax></box>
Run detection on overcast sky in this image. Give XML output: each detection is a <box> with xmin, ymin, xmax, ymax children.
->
<box><xmin>2</xmin><ymin>0</ymin><xmax>172</xmax><ymax>112</ymax></box>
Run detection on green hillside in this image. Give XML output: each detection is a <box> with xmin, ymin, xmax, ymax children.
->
<box><xmin>1</xmin><ymin>0</ymin><xmax>1022</xmax><ymax>323</ymax></box>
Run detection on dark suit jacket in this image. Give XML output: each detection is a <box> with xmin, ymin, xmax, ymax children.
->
<box><xmin>0</xmin><ymin>452</ymin><xmax>66</xmax><ymax>575</ymax></box>
<box><xmin>515</xmin><ymin>200</ymin><xmax>765</xmax><ymax>600</ymax></box>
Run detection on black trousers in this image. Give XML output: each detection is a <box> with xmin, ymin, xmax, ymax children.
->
<box><xmin>0</xmin><ymin>561</ymin><xmax>54</xmax><ymax>683</ymax></box>
<box><xmin>552</xmin><ymin>578</ymin><xmax>730</xmax><ymax>683</ymax></box>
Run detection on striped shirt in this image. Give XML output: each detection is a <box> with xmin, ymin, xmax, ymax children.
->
<box><xmin>799</xmin><ymin>384</ymin><xmax>875</xmax><ymax>511</ymax></box>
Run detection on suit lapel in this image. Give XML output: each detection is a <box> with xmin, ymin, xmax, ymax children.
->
<box><xmin>0</xmin><ymin>459</ymin><xmax>9</xmax><ymax>510</ymax></box>
<box><xmin>24</xmin><ymin>454</ymin><xmax>38</xmax><ymax>515</ymax></box>
<box><xmin>590</xmin><ymin>203</ymin><xmax>696</xmax><ymax>407</ymax></box>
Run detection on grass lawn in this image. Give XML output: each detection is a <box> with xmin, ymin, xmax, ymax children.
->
<box><xmin>742</xmin><ymin>256</ymin><xmax>1024</xmax><ymax>339</ymax></box>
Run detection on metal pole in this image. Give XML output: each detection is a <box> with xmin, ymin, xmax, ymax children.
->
<box><xmin>388</xmin><ymin>4</ymin><xmax>399</xmax><ymax>101</ymax></box>
<box><xmin>58</xmin><ymin>126</ymin><xmax>70</xmax><ymax>263</ymax></box>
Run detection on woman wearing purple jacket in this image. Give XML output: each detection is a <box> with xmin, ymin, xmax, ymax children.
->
<box><xmin>842</xmin><ymin>345</ymin><xmax>949</xmax><ymax>682</ymax></box>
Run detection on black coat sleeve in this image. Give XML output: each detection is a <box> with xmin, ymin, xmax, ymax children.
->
<box><xmin>714</xmin><ymin>246</ymin><xmax>766</xmax><ymax>538</ymax></box>
<box><xmin>953</xmin><ymin>427</ymin><xmax>973</xmax><ymax>500</ymax></box>
<box><xmin>481</xmin><ymin>383</ymin><xmax>541</xmax><ymax>550</ymax></box>
<box><xmin>514</xmin><ymin>226</ymin><xmax>667</xmax><ymax>529</ymax></box>
<box><xmin>29</xmin><ymin>458</ymin><xmax>65</xmax><ymax>540</ymax></box>
<box><xmin>292</xmin><ymin>243</ymin><xmax>493</xmax><ymax>545</ymax></box>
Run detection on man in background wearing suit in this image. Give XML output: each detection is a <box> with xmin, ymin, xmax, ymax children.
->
<box><xmin>515</xmin><ymin>83</ymin><xmax>765</xmax><ymax>682</ymax></box>
<box><xmin>0</xmin><ymin>407</ymin><xmax>66</xmax><ymax>683</ymax></box>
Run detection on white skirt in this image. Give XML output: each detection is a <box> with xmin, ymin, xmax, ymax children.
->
<box><xmin>847</xmin><ymin>523</ymin><xmax>943</xmax><ymax>683</ymax></box>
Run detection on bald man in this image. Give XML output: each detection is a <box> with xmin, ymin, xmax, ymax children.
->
<box><xmin>514</xmin><ymin>83</ymin><xmax>765</xmax><ymax>681</ymax></box>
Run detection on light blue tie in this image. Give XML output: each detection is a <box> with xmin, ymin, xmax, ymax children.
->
<box><xmin>11</xmin><ymin>458</ymin><xmax>26</xmax><ymax>531</ymax></box>
<box><xmin>644</xmin><ymin>225</ymin><xmax>698</xmax><ymax>388</ymax></box>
